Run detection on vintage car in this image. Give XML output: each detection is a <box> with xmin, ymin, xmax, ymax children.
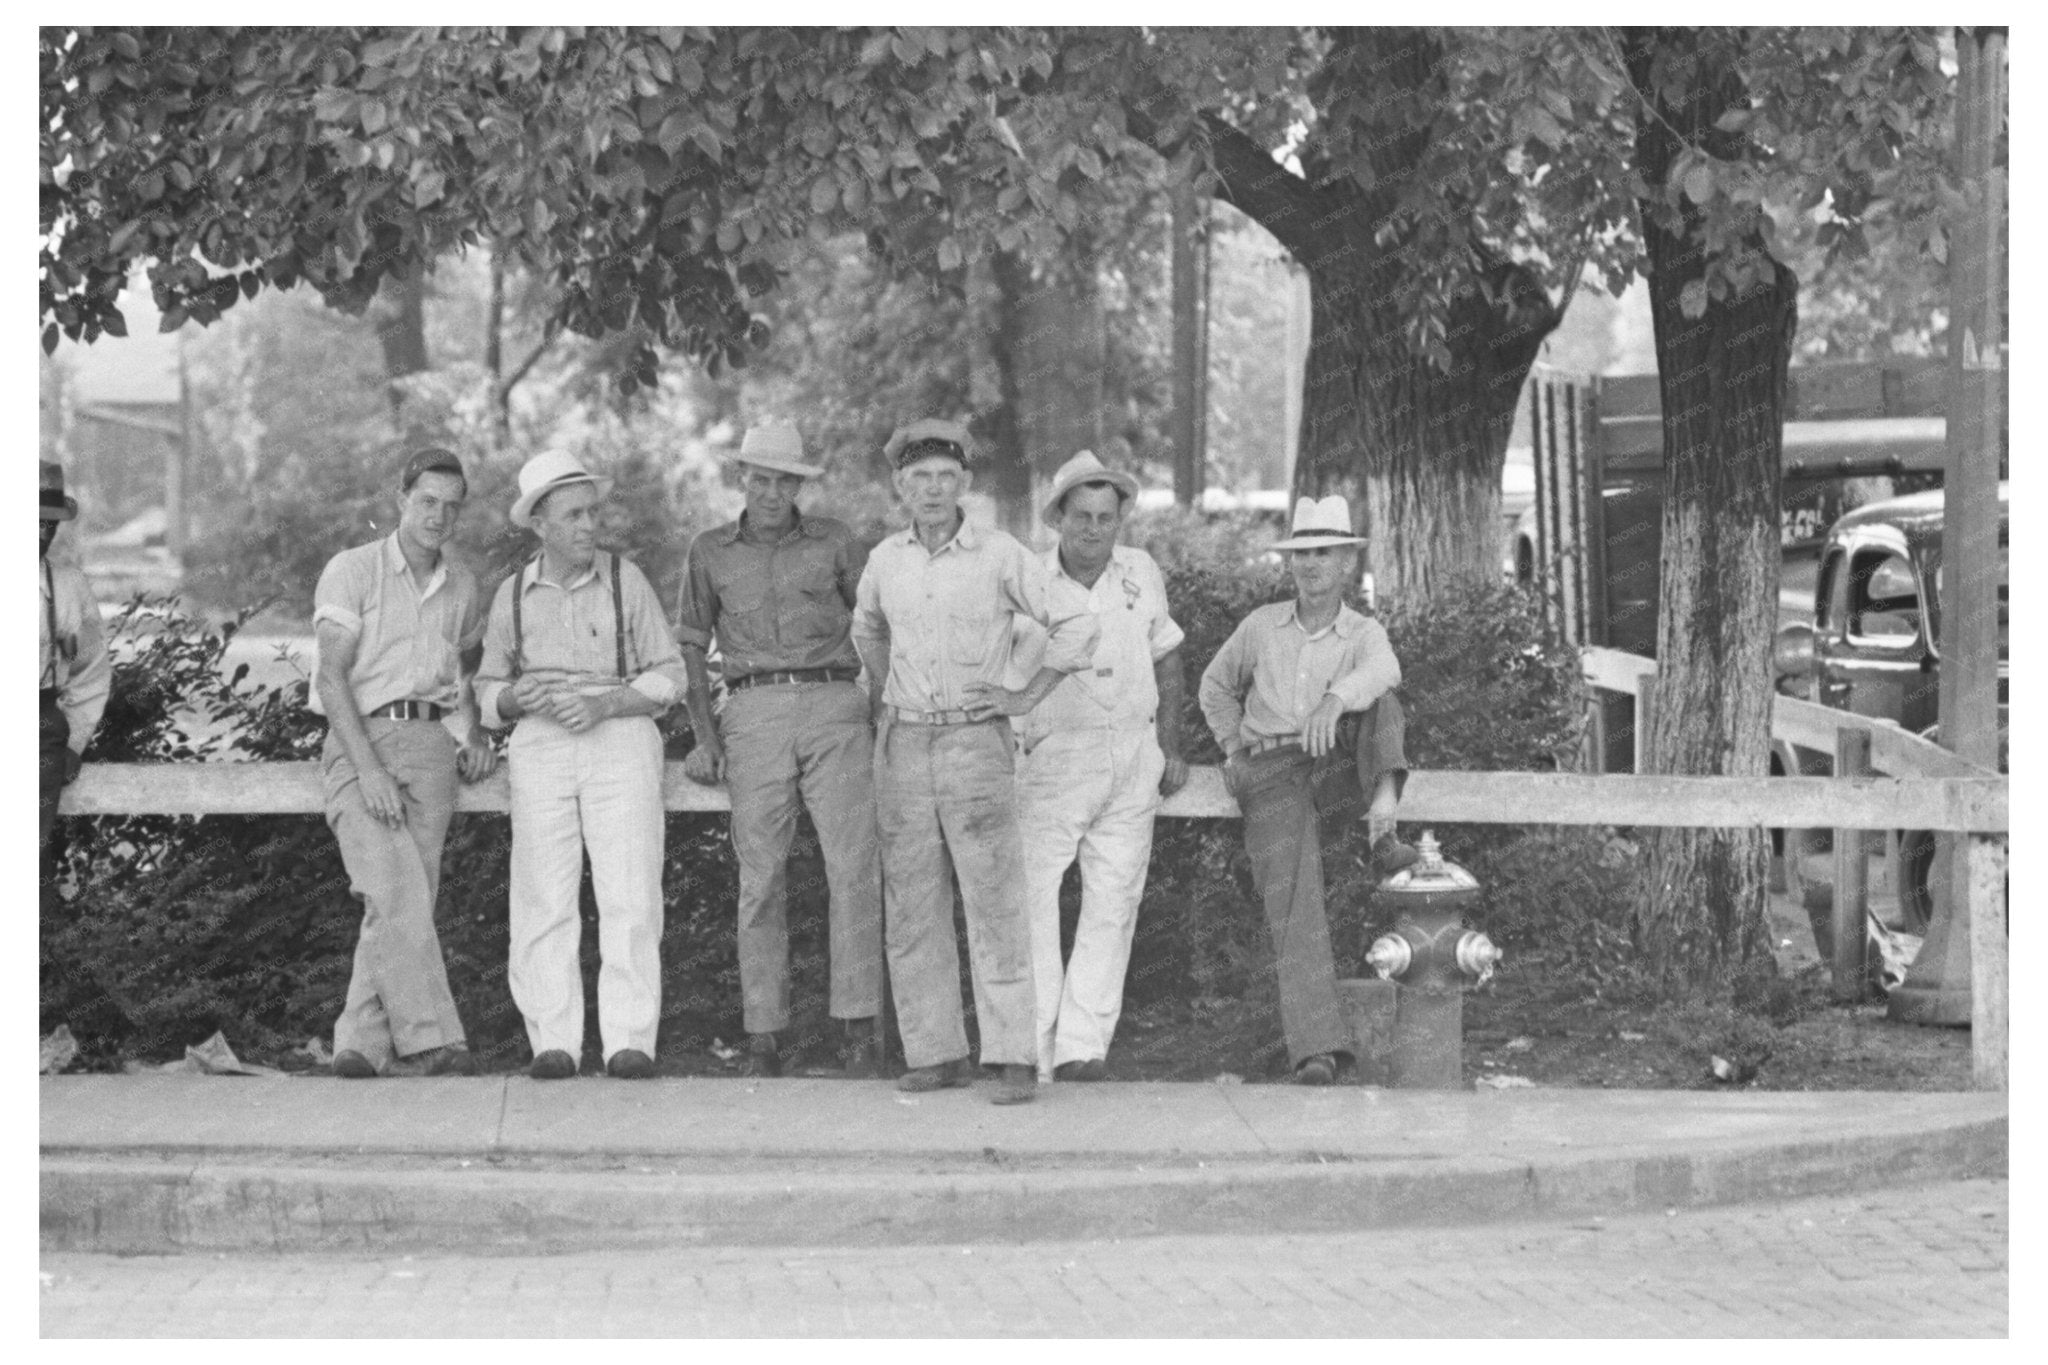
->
<box><xmin>1771</xmin><ymin>483</ymin><xmax>2009</xmax><ymax>930</ymax></box>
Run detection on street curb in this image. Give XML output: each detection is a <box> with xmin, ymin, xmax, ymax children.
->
<box><xmin>41</xmin><ymin>1113</ymin><xmax>2007</xmax><ymax>1254</ymax></box>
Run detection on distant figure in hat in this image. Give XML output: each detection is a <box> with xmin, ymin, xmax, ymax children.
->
<box><xmin>1008</xmin><ymin>451</ymin><xmax>1188</xmax><ymax>1083</ymax></box>
<box><xmin>311</xmin><ymin>448</ymin><xmax>497</xmax><ymax>1079</ymax></box>
<box><xmin>674</xmin><ymin>422</ymin><xmax>884</xmax><ymax>1079</ymax></box>
<box><xmin>1198</xmin><ymin>495</ymin><xmax>1418</xmax><ymax>1086</ymax></box>
<box><xmin>39</xmin><ymin>460</ymin><xmax>110</xmax><ymax>871</ymax></box>
<box><xmin>850</xmin><ymin>418</ymin><xmax>1100</xmax><ymax>1105</ymax></box>
<box><xmin>474</xmin><ymin>450</ymin><xmax>688</xmax><ymax>1081</ymax></box>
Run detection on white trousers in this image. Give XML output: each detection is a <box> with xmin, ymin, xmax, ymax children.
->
<box><xmin>1014</xmin><ymin>727</ymin><xmax>1164</xmax><ymax>1079</ymax></box>
<box><xmin>507</xmin><ymin>713</ymin><xmax>665</xmax><ymax>1061</ymax></box>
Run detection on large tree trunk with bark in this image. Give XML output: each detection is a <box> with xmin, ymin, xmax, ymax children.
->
<box><xmin>1192</xmin><ymin>28</ymin><xmax>1558</xmax><ymax>606</ymax></box>
<box><xmin>1624</xmin><ymin>29</ymin><xmax>1799</xmax><ymax>992</ymax></box>
<box><xmin>985</xmin><ymin>242</ymin><xmax>1106</xmax><ymax>538</ymax></box>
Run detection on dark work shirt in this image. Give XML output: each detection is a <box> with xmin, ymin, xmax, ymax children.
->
<box><xmin>676</xmin><ymin>510</ymin><xmax>867</xmax><ymax>682</ymax></box>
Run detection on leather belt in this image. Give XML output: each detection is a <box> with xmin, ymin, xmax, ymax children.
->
<box><xmin>886</xmin><ymin>704</ymin><xmax>987</xmax><ymax>727</ymax></box>
<box><xmin>728</xmin><ymin>667</ymin><xmax>859</xmax><ymax>692</ymax></box>
<box><xmin>369</xmin><ymin>700</ymin><xmax>446</xmax><ymax>721</ymax></box>
<box><xmin>1244</xmin><ymin>735</ymin><xmax>1304</xmax><ymax>757</ymax></box>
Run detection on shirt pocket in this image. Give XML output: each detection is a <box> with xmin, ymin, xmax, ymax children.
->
<box><xmin>790</xmin><ymin>556</ymin><xmax>844</xmax><ymax>637</ymax></box>
<box><xmin>718</xmin><ymin>577</ymin><xmax>771</xmax><ymax>653</ymax></box>
<box><xmin>946</xmin><ymin>610</ymin><xmax>989</xmax><ymax>668</ymax></box>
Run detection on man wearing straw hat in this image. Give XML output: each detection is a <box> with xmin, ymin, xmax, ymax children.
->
<box><xmin>1009</xmin><ymin>450</ymin><xmax>1188</xmax><ymax>1083</ymax></box>
<box><xmin>38</xmin><ymin>460</ymin><xmax>109</xmax><ymax>866</ymax></box>
<box><xmin>475</xmin><ymin>450</ymin><xmax>688</xmax><ymax>1081</ymax></box>
<box><xmin>1198</xmin><ymin>495</ymin><xmax>1418</xmax><ymax>1086</ymax></box>
<box><xmin>851</xmin><ymin>418</ymin><xmax>1098</xmax><ymax>1105</ymax></box>
<box><xmin>675</xmin><ymin>422</ymin><xmax>883</xmax><ymax>1079</ymax></box>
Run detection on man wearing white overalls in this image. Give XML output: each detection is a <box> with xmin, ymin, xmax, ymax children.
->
<box><xmin>476</xmin><ymin>450</ymin><xmax>687</xmax><ymax>1081</ymax></box>
<box><xmin>1010</xmin><ymin>452</ymin><xmax>1188</xmax><ymax>1083</ymax></box>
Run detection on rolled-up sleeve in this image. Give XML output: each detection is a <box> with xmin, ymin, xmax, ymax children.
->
<box><xmin>474</xmin><ymin>578</ymin><xmax>518</xmax><ymax>728</ymax></box>
<box><xmin>1197</xmin><ymin>619</ymin><xmax>1254</xmax><ymax>757</ymax></box>
<box><xmin>1003</xmin><ymin>543</ymin><xmax>1098</xmax><ymax>675</ymax></box>
<box><xmin>312</xmin><ymin>552</ymin><xmax>364</xmax><ymax>639</ymax></box>
<box><xmin>1144</xmin><ymin>559</ymin><xmax>1185</xmax><ymax>662</ymax></box>
<box><xmin>1324</xmin><ymin>618</ymin><xmax>1401</xmax><ymax>712</ymax></box>
<box><xmin>623</xmin><ymin>562</ymin><xmax>684</xmax><ymax>707</ymax></box>
<box><xmin>673</xmin><ymin>532</ymin><xmax>717</xmax><ymax>652</ymax></box>
<box><xmin>851</xmin><ymin>554</ymin><xmax>889</xmax><ymax>659</ymax></box>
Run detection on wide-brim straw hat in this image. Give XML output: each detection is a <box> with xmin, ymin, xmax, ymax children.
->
<box><xmin>40</xmin><ymin>460</ymin><xmax>77</xmax><ymax>522</ymax></box>
<box><xmin>510</xmin><ymin>449</ymin><xmax>614</xmax><ymax>529</ymax></box>
<box><xmin>1041</xmin><ymin>449</ymin><xmax>1139</xmax><ymax>527</ymax></box>
<box><xmin>729</xmin><ymin>421</ymin><xmax>824</xmax><ymax>479</ymax></box>
<box><xmin>1270</xmin><ymin>494</ymin><xmax>1367</xmax><ymax>550</ymax></box>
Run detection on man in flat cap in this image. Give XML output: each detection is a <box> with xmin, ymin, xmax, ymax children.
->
<box><xmin>1010</xmin><ymin>451</ymin><xmax>1188</xmax><ymax>1083</ymax></box>
<box><xmin>851</xmin><ymin>419</ymin><xmax>1099</xmax><ymax>1105</ymax></box>
<box><xmin>39</xmin><ymin>461</ymin><xmax>109</xmax><ymax>876</ymax></box>
<box><xmin>475</xmin><ymin>450</ymin><xmax>688</xmax><ymax>1081</ymax></box>
<box><xmin>311</xmin><ymin>448</ymin><xmax>497</xmax><ymax>1079</ymax></box>
<box><xmin>676</xmin><ymin>422</ymin><xmax>883</xmax><ymax>1078</ymax></box>
<box><xmin>1198</xmin><ymin>495</ymin><xmax>1418</xmax><ymax>1086</ymax></box>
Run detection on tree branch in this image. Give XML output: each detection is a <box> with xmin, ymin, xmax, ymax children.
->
<box><xmin>1197</xmin><ymin>112</ymin><xmax>1335</xmax><ymax>259</ymax></box>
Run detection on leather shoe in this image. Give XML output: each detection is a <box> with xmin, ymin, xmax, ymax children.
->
<box><xmin>989</xmin><ymin>1064</ymin><xmax>1037</xmax><ymax>1105</ymax></box>
<box><xmin>383</xmin><ymin>1044</ymin><xmax>476</xmax><ymax>1078</ymax></box>
<box><xmin>528</xmin><ymin>1049</ymin><xmax>578</xmax><ymax>1081</ymax></box>
<box><xmin>739</xmin><ymin>1033</ymin><xmax>781</xmax><ymax>1078</ymax></box>
<box><xmin>1293</xmin><ymin>1053</ymin><xmax>1338</xmax><ymax>1086</ymax></box>
<box><xmin>1054</xmin><ymin>1058</ymin><xmax>1108</xmax><ymax>1082</ymax></box>
<box><xmin>841</xmin><ymin>1020</ymin><xmax>881</xmax><ymax>1079</ymax></box>
<box><xmin>332</xmin><ymin>1049</ymin><xmax>378</xmax><ymax>1080</ymax></box>
<box><xmin>1372</xmin><ymin>831</ymin><xmax>1421</xmax><ymax>876</ymax></box>
<box><xmin>606</xmin><ymin>1048</ymin><xmax>656</xmax><ymax>1079</ymax></box>
<box><xmin>895</xmin><ymin>1057</ymin><xmax>971</xmax><ymax>1093</ymax></box>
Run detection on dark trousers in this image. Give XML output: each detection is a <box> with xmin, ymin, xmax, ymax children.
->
<box><xmin>41</xmin><ymin>696</ymin><xmax>71</xmax><ymax>909</ymax></box>
<box><xmin>1229</xmin><ymin>696</ymin><xmax>1408</xmax><ymax>1067</ymax></box>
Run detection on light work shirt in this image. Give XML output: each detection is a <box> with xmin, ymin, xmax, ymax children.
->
<box><xmin>1198</xmin><ymin>600</ymin><xmax>1401</xmax><ymax>759</ymax></box>
<box><xmin>852</xmin><ymin>516</ymin><xmax>1098</xmax><ymax>715</ymax></box>
<box><xmin>1009</xmin><ymin>544</ymin><xmax>1183</xmax><ymax>747</ymax></box>
<box><xmin>311</xmin><ymin>535</ymin><xmax>484</xmax><ymax>717</ymax></box>
<box><xmin>475</xmin><ymin>552</ymin><xmax>685</xmax><ymax>728</ymax></box>
<box><xmin>39</xmin><ymin>556</ymin><xmax>111</xmax><ymax>753</ymax></box>
<box><xmin>674</xmin><ymin>510</ymin><xmax>866</xmax><ymax>682</ymax></box>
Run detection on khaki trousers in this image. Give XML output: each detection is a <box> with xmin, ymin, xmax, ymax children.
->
<box><xmin>322</xmin><ymin>720</ymin><xmax>466</xmax><ymax>1065</ymax></box>
<box><xmin>874</xmin><ymin>716</ymin><xmax>1035</xmax><ymax>1069</ymax></box>
<box><xmin>722</xmin><ymin>681</ymin><xmax>883</xmax><ymax>1034</ymax></box>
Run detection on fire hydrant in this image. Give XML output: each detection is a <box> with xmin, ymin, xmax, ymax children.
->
<box><xmin>1365</xmin><ymin>831</ymin><xmax>1500</xmax><ymax>1089</ymax></box>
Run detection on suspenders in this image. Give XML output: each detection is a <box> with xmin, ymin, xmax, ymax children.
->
<box><xmin>510</xmin><ymin>551</ymin><xmax>629</xmax><ymax>681</ymax></box>
<box><xmin>42</xmin><ymin>559</ymin><xmax>64</xmax><ymax>689</ymax></box>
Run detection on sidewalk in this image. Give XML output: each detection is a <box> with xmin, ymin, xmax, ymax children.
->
<box><xmin>40</xmin><ymin>1076</ymin><xmax>2006</xmax><ymax>1255</ymax></box>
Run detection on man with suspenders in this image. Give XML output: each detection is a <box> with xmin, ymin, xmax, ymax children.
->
<box><xmin>475</xmin><ymin>450</ymin><xmax>688</xmax><ymax>1080</ymax></box>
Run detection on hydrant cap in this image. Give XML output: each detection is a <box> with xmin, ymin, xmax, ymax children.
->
<box><xmin>1377</xmin><ymin>830</ymin><xmax>1481</xmax><ymax>895</ymax></box>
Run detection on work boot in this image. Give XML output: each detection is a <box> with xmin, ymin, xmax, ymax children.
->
<box><xmin>332</xmin><ymin>1049</ymin><xmax>378</xmax><ymax>1080</ymax></box>
<box><xmin>383</xmin><ymin>1043</ymin><xmax>477</xmax><ymax>1078</ymax></box>
<box><xmin>1054</xmin><ymin>1058</ymin><xmax>1108</xmax><ymax>1082</ymax></box>
<box><xmin>1372</xmin><ymin>830</ymin><xmax>1421</xmax><ymax>876</ymax></box>
<box><xmin>528</xmin><ymin>1049</ymin><xmax>578</xmax><ymax>1081</ymax></box>
<box><xmin>739</xmin><ymin>1032</ymin><xmax>781</xmax><ymax>1078</ymax></box>
<box><xmin>989</xmin><ymin>1064</ymin><xmax>1038</xmax><ymax>1105</ymax></box>
<box><xmin>841</xmin><ymin>1018</ymin><xmax>881</xmax><ymax>1079</ymax></box>
<box><xmin>896</xmin><ymin>1057</ymin><xmax>971</xmax><ymax>1093</ymax></box>
<box><xmin>1292</xmin><ymin>1053</ymin><xmax>1337</xmax><ymax>1086</ymax></box>
<box><xmin>606</xmin><ymin>1048</ymin><xmax>656</xmax><ymax>1079</ymax></box>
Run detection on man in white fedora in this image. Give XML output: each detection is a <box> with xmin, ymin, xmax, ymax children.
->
<box><xmin>1198</xmin><ymin>494</ymin><xmax>1418</xmax><ymax>1086</ymax></box>
<box><xmin>1009</xmin><ymin>450</ymin><xmax>1187</xmax><ymax>1083</ymax></box>
<box><xmin>851</xmin><ymin>418</ymin><xmax>1098</xmax><ymax>1105</ymax></box>
<box><xmin>475</xmin><ymin>450</ymin><xmax>687</xmax><ymax>1080</ymax></box>
<box><xmin>676</xmin><ymin>421</ymin><xmax>883</xmax><ymax>1078</ymax></box>
<box><xmin>39</xmin><ymin>460</ymin><xmax>109</xmax><ymax>870</ymax></box>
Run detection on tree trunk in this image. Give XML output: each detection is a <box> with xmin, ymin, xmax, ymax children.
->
<box><xmin>370</xmin><ymin>268</ymin><xmax>429</xmax><ymax>431</ymax></box>
<box><xmin>986</xmin><ymin>243</ymin><xmax>1106</xmax><ymax>538</ymax></box>
<box><xmin>486</xmin><ymin>247</ymin><xmax>509</xmax><ymax>450</ymax></box>
<box><xmin>1624</xmin><ymin>29</ymin><xmax>1799</xmax><ymax>992</ymax></box>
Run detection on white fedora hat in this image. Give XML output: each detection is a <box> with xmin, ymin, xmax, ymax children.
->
<box><xmin>1041</xmin><ymin>450</ymin><xmax>1140</xmax><ymax>527</ymax></box>
<box><xmin>729</xmin><ymin>421</ymin><xmax>824</xmax><ymax>479</ymax></box>
<box><xmin>510</xmin><ymin>450</ymin><xmax>613</xmax><ymax>529</ymax></box>
<box><xmin>1270</xmin><ymin>495</ymin><xmax>1367</xmax><ymax>550</ymax></box>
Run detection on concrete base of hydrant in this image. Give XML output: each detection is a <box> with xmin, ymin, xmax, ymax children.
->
<box><xmin>1334</xmin><ymin>978</ymin><xmax>1396</xmax><ymax>1086</ymax></box>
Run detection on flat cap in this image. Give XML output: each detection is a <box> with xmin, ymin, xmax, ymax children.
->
<box><xmin>883</xmin><ymin>418</ymin><xmax>976</xmax><ymax>468</ymax></box>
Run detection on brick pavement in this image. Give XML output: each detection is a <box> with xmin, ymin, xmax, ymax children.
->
<box><xmin>39</xmin><ymin>1177</ymin><xmax>2006</xmax><ymax>1337</ymax></box>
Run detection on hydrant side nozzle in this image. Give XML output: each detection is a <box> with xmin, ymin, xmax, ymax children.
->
<box><xmin>1367</xmin><ymin>934</ymin><xmax>1412</xmax><ymax>981</ymax></box>
<box><xmin>1456</xmin><ymin>930</ymin><xmax>1501</xmax><ymax>988</ymax></box>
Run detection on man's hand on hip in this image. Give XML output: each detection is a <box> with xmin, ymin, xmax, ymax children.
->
<box><xmin>960</xmin><ymin>681</ymin><xmax>1035</xmax><ymax>720</ymax></box>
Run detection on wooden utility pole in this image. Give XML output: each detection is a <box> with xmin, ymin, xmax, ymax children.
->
<box><xmin>1170</xmin><ymin>175</ymin><xmax>1209</xmax><ymax>506</ymax></box>
<box><xmin>1889</xmin><ymin>28</ymin><xmax>2006</xmax><ymax>1056</ymax></box>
